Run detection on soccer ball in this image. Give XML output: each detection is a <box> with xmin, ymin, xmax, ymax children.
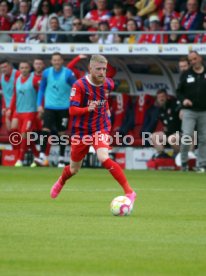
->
<box><xmin>110</xmin><ymin>196</ymin><xmax>132</xmax><ymax>216</ymax></box>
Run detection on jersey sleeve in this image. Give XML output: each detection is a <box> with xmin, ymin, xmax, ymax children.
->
<box><xmin>70</xmin><ymin>81</ymin><xmax>83</xmax><ymax>107</ymax></box>
<box><xmin>37</xmin><ymin>69</ymin><xmax>48</xmax><ymax>107</ymax></box>
<box><xmin>66</xmin><ymin>69</ymin><xmax>77</xmax><ymax>86</ymax></box>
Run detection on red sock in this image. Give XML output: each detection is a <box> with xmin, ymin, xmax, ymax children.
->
<box><xmin>60</xmin><ymin>165</ymin><xmax>73</xmax><ymax>186</ymax></box>
<box><xmin>30</xmin><ymin>141</ymin><xmax>39</xmax><ymax>158</ymax></box>
<box><xmin>45</xmin><ymin>143</ymin><xmax>51</xmax><ymax>156</ymax></box>
<box><xmin>18</xmin><ymin>138</ymin><xmax>28</xmax><ymax>161</ymax></box>
<box><xmin>102</xmin><ymin>158</ymin><xmax>133</xmax><ymax>194</ymax></box>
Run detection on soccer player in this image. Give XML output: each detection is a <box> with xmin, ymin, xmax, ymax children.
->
<box><xmin>0</xmin><ymin>59</ymin><xmax>20</xmax><ymax>131</ymax></box>
<box><xmin>7</xmin><ymin>61</ymin><xmax>40</xmax><ymax>167</ymax></box>
<box><xmin>37</xmin><ymin>52</ymin><xmax>76</xmax><ymax>167</ymax></box>
<box><xmin>50</xmin><ymin>55</ymin><xmax>136</xmax><ymax>206</ymax></box>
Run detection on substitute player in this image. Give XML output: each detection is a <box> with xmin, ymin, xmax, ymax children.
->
<box><xmin>0</xmin><ymin>59</ymin><xmax>20</xmax><ymax>131</ymax></box>
<box><xmin>50</xmin><ymin>55</ymin><xmax>136</xmax><ymax>205</ymax></box>
<box><xmin>37</xmin><ymin>52</ymin><xmax>76</xmax><ymax>167</ymax></box>
<box><xmin>8</xmin><ymin>61</ymin><xmax>40</xmax><ymax>167</ymax></box>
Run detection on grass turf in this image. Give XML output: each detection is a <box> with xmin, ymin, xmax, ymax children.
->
<box><xmin>0</xmin><ymin>167</ymin><xmax>206</xmax><ymax>276</ymax></box>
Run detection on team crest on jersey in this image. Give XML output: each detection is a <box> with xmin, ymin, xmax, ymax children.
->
<box><xmin>71</xmin><ymin>88</ymin><xmax>76</xmax><ymax>96</ymax></box>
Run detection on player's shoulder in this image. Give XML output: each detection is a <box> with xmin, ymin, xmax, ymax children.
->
<box><xmin>105</xmin><ymin>77</ymin><xmax>114</xmax><ymax>89</ymax></box>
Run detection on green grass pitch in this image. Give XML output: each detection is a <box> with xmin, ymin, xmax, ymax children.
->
<box><xmin>0</xmin><ymin>167</ymin><xmax>206</xmax><ymax>276</ymax></box>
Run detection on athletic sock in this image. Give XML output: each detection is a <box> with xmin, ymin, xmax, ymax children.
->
<box><xmin>60</xmin><ymin>165</ymin><xmax>73</xmax><ymax>186</ymax></box>
<box><xmin>18</xmin><ymin>138</ymin><xmax>28</xmax><ymax>161</ymax></box>
<box><xmin>102</xmin><ymin>158</ymin><xmax>133</xmax><ymax>194</ymax></box>
<box><xmin>30</xmin><ymin>141</ymin><xmax>39</xmax><ymax>158</ymax></box>
<box><xmin>40</xmin><ymin>130</ymin><xmax>50</xmax><ymax>154</ymax></box>
<box><xmin>59</xmin><ymin>144</ymin><xmax>66</xmax><ymax>159</ymax></box>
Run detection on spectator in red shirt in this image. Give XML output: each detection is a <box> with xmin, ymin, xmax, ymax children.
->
<box><xmin>0</xmin><ymin>0</ymin><xmax>13</xmax><ymax>30</ymax></box>
<box><xmin>82</xmin><ymin>0</ymin><xmax>111</xmax><ymax>31</ymax></box>
<box><xmin>194</xmin><ymin>15</ymin><xmax>206</xmax><ymax>43</ymax></box>
<box><xmin>10</xmin><ymin>17</ymin><xmax>27</xmax><ymax>43</ymax></box>
<box><xmin>0</xmin><ymin>0</ymin><xmax>13</xmax><ymax>42</ymax></box>
<box><xmin>109</xmin><ymin>2</ymin><xmax>127</xmax><ymax>31</ymax></box>
<box><xmin>138</xmin><ymin>15</ymin><xmax>162</xmax><ymax>44</ymax></box>
<box><xmin>164</xmin><ymin>18</ymin><xmax>188</xmax><ymax>44</ymax></box>
<box><xmin>158</xmin><ymin>0</ymin><xmax>180</xmax><ymax>30</ymax></box>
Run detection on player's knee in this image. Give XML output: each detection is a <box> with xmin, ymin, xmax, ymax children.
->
<box><xmin>97</xmin><ymin>152</ymin><xmax>109</xmax><ymax>163</ymax></box>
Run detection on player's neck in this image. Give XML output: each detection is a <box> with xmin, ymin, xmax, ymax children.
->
<box><xmin>86</xmin><ymin>75</ymin><xmax>103</xmax><ymax>86</ymax></box>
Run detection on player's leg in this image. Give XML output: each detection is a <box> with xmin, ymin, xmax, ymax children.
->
<box><xmin>167</xmin><ymin>132</ymin><xmax>180</xmax><ymax>156</ymax></box>
<box><xmin>50</xmin><ymin>141</ymin><xmax>90</xmax><ymax>199</ymax></box>
<box><xmin>15</xmin><ymin>113</ymin><xmax>36</xmax><ymax>167</ymax></box>
<box><xmin>56</xmin><ymin>109</ymin><xmax>69</xmax><ymax>168</ymax></box>
<box><xmin>180</xmin><ymin>110</ymin><xmax>196</xmax><ymax>170</ymax></box>
<box><xmin>35</xmin><ymin>109</ymin><xmax>53</xmax><ymax>166</ymax></box>
<box><xmin>96</xmin><ymin>147</ymin><xmax>136</xmax><ymax>204</ymax></box>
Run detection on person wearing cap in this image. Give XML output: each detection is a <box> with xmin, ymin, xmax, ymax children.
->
<box><xmin>138</xmin><ymin>15</ymin><xmax>162</xmax><ymax>43</ymax></box>
<box><xmin>10</xmin><ymin>17</ymin><xmax>26</xmax><ymax>42</ymax></box>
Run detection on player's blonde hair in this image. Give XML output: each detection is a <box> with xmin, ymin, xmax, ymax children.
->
<box><xmin>90</xmin><ymin>55</ymin><xmax>108</xmax><ymax>65</ymax></box>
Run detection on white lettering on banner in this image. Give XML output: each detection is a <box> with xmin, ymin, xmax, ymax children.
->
<box><xmin>160</xmin><ymin>46</ymin><xmax>179</xmax><ymax>53</ymax></box>
<box><xmin>18</xmin><ymin>46</ymin><xmax>33</xmax><ymax>51</ymax></box>
<box><xmin>4</xmin><ymin>155</ymin><xmax>15</xmax><ymax>161</ymax></box>
<box><xmin>144</xmin><ymin>82</ymin><xmax>169</xmax><ymax>90</ymax></box>
<box><xmin>189</xmin><ymin>46</ymin><xmax>206</xmax><ymax>53</ymax></box>
<box><xmin>132</xmin><ymin>46</ymin><xmax>149</xmax><ymax>53</ymax></box>
<box><xmin>75</xmin><ymin>46</ymin><xmax>90</xmax><ymax>52</ymax></box>
<box><xmin>46</xmin><ymin>46</ymin><xmax>61</xmax><ymax>52</ymax></box>
<box><xmin>102</xmin><ymin>46</ymin><xmax>119</xmax><ymax>53</ymax></box>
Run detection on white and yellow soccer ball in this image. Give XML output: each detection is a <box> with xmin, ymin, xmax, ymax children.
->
<box><xmin>110</xmin><ymin>196</ymin><xmax>132</xmax><ymax>216</ymax></box>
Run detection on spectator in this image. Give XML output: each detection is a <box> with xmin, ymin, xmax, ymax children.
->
<box><xmin>10</xmin><ymin>17</ymin><xmax>26</xmax><ymax>42</ymax></box>
<box><xmin>0</xmin><ymin>0</ymin><xmax>13</xmax><ymax>30</ymax></box>
<box><xmin>164</xmin><ymin>18</ymin><xmax>188</xmax><ymax>43</ymax></box>
<box><xmin>138</xmin><ymin>15</ymin><xmax>162</xmax><ymax>44</ymax></box>
<box><xmin>29</xmin><ymin>0</ymin><xmax>53</xmax><ymax>42</ymax></box>
<box><xmin>30</xmin><ymin>0</ymin><xmax>42</xmax><ymax>14</ymax></box>
<box><xmin>178</xmin><ymin>56</ymin><xmax>190</xmax><ymax>73</ymax></box>
<box><xmin>109</xmin><ymin>1</ymin><xmax>127</xmax><ymax>31</ymax></box>
<box><xmin>82</xmin><ymin>0</ymin><xmax>111</xmax><ymax>31</ymax></box>
<box><xmin>194</xmin><ymin>16</ymin><xmax>206</xmax><ymax>43</ymax></box>
<box><xmin>158</xmin><ymin>0</ymin><xmax>180</xmax><ymax>30</ymax></box>
<box><xmin>67</xmin><ymin>18</ymin><xmax>90</xmax><ymax>43</ymax></box>
<box><xmin>125</xmin><ymin>5</ymin><xmax>142</xmax><ymax>30</ymax></box>
<box><xmin>176</xmin><ymin>51</ymin><xmax>206</xmax><ymax>172</ymax></box>
<box><xmin>89</xmin><ymin>21</ymin><xmax>114</xmax><ymax>44</ymax></box>
<box><xmin>150</xmin><ymin>89</ymin><xmax>181</xmax><ymax>158</ymax></box>
<box><xmin>47</xmin><ymin>16</ymin><xmax>68</xmax><ymax>43</ymax></box>
<box><xmin>123</xmin><ymin>19</ymin><xmax>140</xmax><ymax>44</ymax></box>
<box><xmin>181</xmin><ymin>0</ymin><xmax>204</xmax><ymax>42</ymax></box>
<box><xmin>17</xmin><ymin>0</ymin><xmax>36</xmax><ymax>31</ymax></box>
<box><xmin>58</xmin><ymin>3</ymin><xmax>75</xmax><ymax>32</ymax></box>
<box><xmin>0</xmin><ymin>0</ymin><xmax>13</xmax><ymax>42</ymax></box>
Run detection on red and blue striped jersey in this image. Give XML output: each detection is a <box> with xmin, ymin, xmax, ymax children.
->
<box><xmin>70</xmin><ymin>76</ymin><xmax>114</xmax><ymax>137</ymax></box>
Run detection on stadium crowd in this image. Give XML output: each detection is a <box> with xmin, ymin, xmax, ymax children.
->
<box><xmin>0</xmin><ymin>0</ymin><xmax>206</xmax><ymax>43</ymax></box>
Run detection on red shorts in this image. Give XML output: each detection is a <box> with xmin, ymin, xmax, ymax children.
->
<box><xmin>2</xmin><ymin>108</ymin><xmax>18</xmax><ymax>123</ymax></box>
<box><xmin>70</xmin><ymin>131</ymin><xmax>111</xmax><ymax>162</ymax></box>
<box><xmin>16</xmin><ymin>112</ymin><xmax>37</xmax><ymax>133</ymax></box>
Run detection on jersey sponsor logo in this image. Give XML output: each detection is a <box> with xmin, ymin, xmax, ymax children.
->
<box><xmin>88</xmin><ymin>99</ymin><xmax>107</xmax><ymax>107</ymax></box>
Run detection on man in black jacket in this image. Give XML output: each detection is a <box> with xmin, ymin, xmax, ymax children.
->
<box><xmin>176</xmin><ymin>51</ymin><xmax>206</xmax><ymax>172</ymax></box>
<box><xmin>146</xmin><ymin>89</ymin><xmax>181</xmax><ymax>157</ymax></box>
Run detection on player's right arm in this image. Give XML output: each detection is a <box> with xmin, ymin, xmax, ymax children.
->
<box><xmin>69</xmin><ymin>81</ymin><xmax>96</xmax><ymax>116</ymax></box>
